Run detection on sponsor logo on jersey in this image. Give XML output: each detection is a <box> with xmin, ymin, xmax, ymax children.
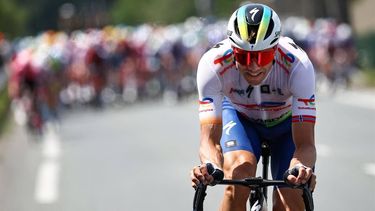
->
<box><xmin>277</xmin><ymin>48</ymin><xmax>295</xmax><ymax>64</ymax></box>
<box><xmin>199</xmin><ymin>97</ymin><xmax>214</xmax><ymax>113</ymax></box>
<box><xmin>297</xmin><ymin>95</ymin><xmax>316</xmax><ymax>110</ymax></box>
<box><xmin>230</xmin><ymin>88</ymin><xmax>245</xmax><ymax>96</ymax></box>
<box><xmin>214</xmin><ymin>49</ymin><xmax>234</xmax><ymax>66</ymax></box>
<box><xmin>275</xmin><ymin>48</ymin><xmax>295</xmax><ymax>73</ymax></box>
<box><xmin>199</xmin><ymin>97</ymin><xmax>213</xmax><ymax>104</ymax></box>
<box><xmin>230</xmin><ymin>85</ymin><xmax>284</xmax><ymax>98</ymax></box>
<box><xmin>298</xmin><ymin>95</ymin><xmax>315</xmax><ymax>106</ymax></box>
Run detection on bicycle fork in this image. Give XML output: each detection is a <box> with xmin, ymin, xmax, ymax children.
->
<box><xmin>249</xmin><ymin>141</ymin><xmax>270</xmax><ymax>211</ymax></box>
<box><xmin>261</xmin><ymin>141</ymin><xmax>270</xmax><ymax>200</ymax></box>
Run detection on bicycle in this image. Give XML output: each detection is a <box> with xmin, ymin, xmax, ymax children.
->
<box><xmin>193</xmin><ymin>141</ymin><xmax>314</xmax><ymax>211</ymax></box>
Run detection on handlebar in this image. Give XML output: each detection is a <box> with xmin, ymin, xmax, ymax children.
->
<box><xmin>193</xmin><ymin>177</ymin><xmax>314</xmax><ymax>211</ymax></box>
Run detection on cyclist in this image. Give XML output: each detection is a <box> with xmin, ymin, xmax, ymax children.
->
<box><xmin>190</xmin><ymin>3</ymin><xmax>317</xmax><ymax>211</ymax></box>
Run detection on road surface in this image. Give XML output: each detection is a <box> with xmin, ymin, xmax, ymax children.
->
<box><xmin>0</xmin><ymin>89</ymin><xmax>374</xmax><ymax>211</ymax></box>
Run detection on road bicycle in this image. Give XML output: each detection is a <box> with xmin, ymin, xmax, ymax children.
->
<box><xmin>193</xmin><ymin>142</ymin><xmax>314</xmax><ymax>211</ymax></box>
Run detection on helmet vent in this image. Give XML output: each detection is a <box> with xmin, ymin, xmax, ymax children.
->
<box><xmin>265</xmin><ymin>17</ymin><xmax>274</xmax><ymax>39</ymax></box>
<box><xmin>234</xmin><ymin>17</ymin><xmax>258</xmax><ymax>44</ymax></box>
<box><xmin>270</xmin><ymin>37</ymin><xmax>278</xmax><ymax>46</ymax></box>
<box><xmin>234</xmin><ymin>18</ymin><xmax>240</xmax><ymax>37</ymax></box>
<box><xmin>229</xmin><ymin>37</ymin><xmax>239</xmax><ymax>45</ymax></box>
<box><xmin>247</xmin><ymin>26</ymin><xmax>258</xmax><ymax>44</ymax></box>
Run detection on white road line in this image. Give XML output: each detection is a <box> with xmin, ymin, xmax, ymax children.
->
<box><xmin>363</xmin><ymin>163</ymin><xmax>375</xmax><ymax>177</ymax></box>
<box><xmin>34</xmin><ymin>160</ymin><xmax>60</xmax><ymax>203</ymax></box>
<box><xmin>42</xmin><ymin>129</ymin><xmax>61</xmax><ymax>159</ymax></box>
<box><xmin>34</xmin><ymin>124</ymin><xmax>62</xmax><ymax>204</ymax></box>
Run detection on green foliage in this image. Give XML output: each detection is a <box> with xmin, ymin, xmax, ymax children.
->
<box><xmin>110</xmin><ymin>0</ymin><xmax>244</xmax><ymax>25</ymax></box>
<box><xmin>110</xmin><ymin>0</ymin><xmax>196</xmax><ymax>25</ymax></box>
<box><xmin>0</xmin><ymin>0</ymin><xmax>272</xmax><ymax>37</ymax></box>
<box><xmin>0</xmin><ymin>86</ymin><xmax>10</xmax><ymax>134</ymax></box>
<box><xmin>212</xmin><ymin>0</ymin><xmax>243</xmax><ymax>17</ymax></box>
<box><xmin>0</xmin><ymin>0</ymin><xmax>29</xmax><ymax>37</ymax></box>
<box><xmin>363</xmin><ymin>69</ymin><xmax>375</xmax><ymax>87</ymax></box>
<box><xmin>356</xmin><ymin>32</ymin><xmax>375</xmax><ymax>87</ymax></box>
<box><xmin>357</xmin><ymin>32</ymin><xmax>375</xmax><ymax>68</ymax></box>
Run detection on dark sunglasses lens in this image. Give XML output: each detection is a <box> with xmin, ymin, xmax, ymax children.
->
<box><xmin>234</xmin><ymin>52</ymin><xmax>250</xmax><ymax>65</ymax></box>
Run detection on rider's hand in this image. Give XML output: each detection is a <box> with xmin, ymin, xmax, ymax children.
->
<box><xmin>190</xmin><ymin>163</ymin><xmax>223</xmax><ymax>188</ymax></box>
<box><xmin>284</xmin><ymin>164</ymin><xmax>316</xmax><ymax>191</ymax></box>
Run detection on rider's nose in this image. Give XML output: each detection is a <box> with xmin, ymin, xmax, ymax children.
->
<box><xmin>247</xmin><ymin>58</ymin><xmax>261</xmax><ymax>71</ymax></box>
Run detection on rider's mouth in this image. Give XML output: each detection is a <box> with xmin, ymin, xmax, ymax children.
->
<box><xmin>245</xmin><ymin>71</ymin><xmax>263</xmax><ymax>77</ymax></box>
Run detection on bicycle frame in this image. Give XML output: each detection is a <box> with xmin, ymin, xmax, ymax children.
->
<box><xmin>260</xmin><ymin>141</ymin><xmax>270</xmax><ymax>201</ymax></box>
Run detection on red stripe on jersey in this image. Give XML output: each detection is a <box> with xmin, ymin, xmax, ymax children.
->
<box><xmin>292</xmin><ymin>115</ymin><xmax>316</xmax><ymax>123</ymax></box>
<box><xmin>275</xmin><ymin>60</ymin><xmax>290</xmax><ymax>74</ymax></box>
<box><xmin>219</xmin><ymin>63</ymin><xmax>235</xmax><ymax>75</ymax></box>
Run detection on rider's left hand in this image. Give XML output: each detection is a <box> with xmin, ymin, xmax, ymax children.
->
<box><xmin>285</xmin><ymin>164</ymin><xmax>316</xmax><ymax>192</ymax></box>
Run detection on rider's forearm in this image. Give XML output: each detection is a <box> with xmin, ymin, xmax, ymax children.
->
<box><xmin>291</xmin><ymin>122</ymin><xmax>316</xmax><ymax>168</ymax></box>
<box><xmin>290</xmin><ymin>144</ymin><xmax>316</xmax><ymax>168</ymax></box>
<box><xmin>199</xmin><ymin>123</ymin><xmax>223</xmax><ymax>169</ymax></box>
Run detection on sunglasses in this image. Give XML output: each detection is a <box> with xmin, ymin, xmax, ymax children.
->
<box><xmin>232</xmin><ymin>47</ymin><xmax>276</xmax><ymax>67</ymax></box>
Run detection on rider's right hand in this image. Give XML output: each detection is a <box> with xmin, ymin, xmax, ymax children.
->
<box><xmin>190</xmin><ymin>163</ymin><xmax>224</xmax><ymax>188</ymax></box>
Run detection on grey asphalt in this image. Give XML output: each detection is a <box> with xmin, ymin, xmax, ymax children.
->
<box><xmin>0</xmin><ymin>91</ymin><xmax>374</xmax><ymax>211</ymax></box>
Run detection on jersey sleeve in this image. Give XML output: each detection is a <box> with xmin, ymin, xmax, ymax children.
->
<box><xmin>289</xmin><ymin>59</ymin><xmax>316</xmax><ymax>123</ymax></box>
<box><xmin>196</xmin><ymin>53</ymin><xmax>224</xmax><ymax>125</ymax></box>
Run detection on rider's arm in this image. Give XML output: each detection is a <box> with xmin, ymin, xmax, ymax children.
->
<box><xmin>289</xmin><ymin>58</ymin><xmax>317</xmax><ymax>186</ymax></box>
<box><xmin>196</xmin><ymin>52</ymin><xmax>224</xmax><ymax>168</ymax></box>
<box><xmin>191</xmin><ymin>50</ymin><xmax>224</xmax><ymax>186</ymax></box>
<box><xmin>199</xmin><ymin>123</ymin><xmax>223</xmax><ymax>169</ymax></box>
<box><xmin>290</xmin><ymin>121</ymin><xmax>316</xmax><ymax>169</ymax></box>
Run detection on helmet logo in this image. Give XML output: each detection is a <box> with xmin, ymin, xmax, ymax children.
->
<box><xmin>248</xmin><ymin>31</ymin><xmax>257</xmax><ymax>42</ymax></box>
<box><xmin>249</xmin><ymin>8</ymin><xmax>260</xmax><ymax>21</ymax></box>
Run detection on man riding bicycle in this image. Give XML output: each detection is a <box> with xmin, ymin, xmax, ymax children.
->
<box><xmin>190</xmin><ymin>3</ymin><xmax>317</xmax><ymax>211</ymax></box>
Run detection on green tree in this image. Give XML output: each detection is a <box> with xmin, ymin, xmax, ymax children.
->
<box><xmin>110</xmin><ymin>0</ymin><xmax>196</xmax><ymax>25</ymax></box>
<box><xmin>211</xmin><ymin>0</ymin><xmax>243</xmax><ymax>17</ymax></box>
<box><xmin>110</xmin><ymin>0</ymin><xmax>249</xmax><ymax>25</ymax></box>
<box><xmin>0</xmin><ymin>0</ymin><xmax>28</xmax><ymax>38</ymax></box>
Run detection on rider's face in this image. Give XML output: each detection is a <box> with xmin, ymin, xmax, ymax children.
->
<box><xmin>236</xmin><ymin>60</ymin><xmax>273</xmax><ymax>85</ymax></box>
<box><xmin>232</xmin><ymin>46</ymin><xmax>276</xmax><ymax>86</ymax></box>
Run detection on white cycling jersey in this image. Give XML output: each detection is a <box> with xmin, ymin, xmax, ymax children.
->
<box><xmin>197</xmin><ymin>36</ymin><xmax>316</xmax><ymax>127</ymax></box>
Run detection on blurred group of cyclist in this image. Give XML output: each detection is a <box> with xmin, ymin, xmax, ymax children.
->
<box><xmin>283</xmin><ymin>17</ymin><xmax>359</xmax><ymax>91</ymax></box>
<box><xmin>0</xmin><ymin>16</ymin><xmax>358</xmax><ymax>134</ymax></box>
<box><xmin>2</xmin><ymin>18</ymin><xmax>227</xmax><ymax>133</ymax></box>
